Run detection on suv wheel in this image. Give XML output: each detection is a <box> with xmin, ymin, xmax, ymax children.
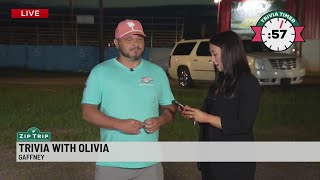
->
<box><xmin>178</xmin><ymin>67</ymin><xmax>192</xmax><ymax>87</ymax></box>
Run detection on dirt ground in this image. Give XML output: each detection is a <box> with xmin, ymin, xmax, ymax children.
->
<box><xmin>1</xmin><ymin>75</ymin><xmax>320</xmax><ymax>179</ymax></box>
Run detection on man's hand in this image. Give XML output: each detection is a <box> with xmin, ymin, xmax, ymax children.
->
<box><xmin>118</xmin><ymin>119</ymin><xmax>145</xmax><ymax>135</ymax></box>
<box><xmin>144</xmin><ymin>117</ymin><xmax>161</xmax><ymax>134</ymax></box>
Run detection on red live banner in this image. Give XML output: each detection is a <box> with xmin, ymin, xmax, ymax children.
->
<box><xmin>11</xmin><ymin>9</ymin><xmax>49</xmax><ymax>18</ymax></box>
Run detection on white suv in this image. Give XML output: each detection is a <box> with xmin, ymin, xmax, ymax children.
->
<box><xmin>168</xmin><ymin>39</ymin><xmax>306</xmax><ymax>87</ymax></box>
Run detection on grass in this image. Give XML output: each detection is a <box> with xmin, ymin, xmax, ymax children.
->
<box><xmin>0</xmin><ymin>84</ymin><xmax>319</xmax><ymax>146</ymax></box>
<box><xmin>257</xmin><ymin>87</ymin><xmax>320</xmax><ymax>128</ymax></box>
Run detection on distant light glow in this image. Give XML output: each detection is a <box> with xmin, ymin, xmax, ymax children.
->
<box><xmin>214</xmin><ymin>0</ymin><xmax>221</xmax><ymax>4</ymax></box>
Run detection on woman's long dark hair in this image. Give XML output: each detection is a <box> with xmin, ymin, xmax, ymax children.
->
<box><xmin>210</xmin><ymin>31</ymin><xmax>250</xmax><ymax>96</ymax></box>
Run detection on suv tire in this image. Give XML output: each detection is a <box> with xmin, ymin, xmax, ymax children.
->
<box><xmin>177</xmin><ymin>67</ymin><xmax>192</xmax><ymax>87</ymax></box>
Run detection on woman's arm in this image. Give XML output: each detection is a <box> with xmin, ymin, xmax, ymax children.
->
<box><xmin>181</xmin><ymin>75</ymin><xmax>260</xmax><ymax>133</ymax></box>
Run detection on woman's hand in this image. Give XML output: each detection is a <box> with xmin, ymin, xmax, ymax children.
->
<box><xmin>180</xmin><ymin>106</ymin><xmax>209</xmax><ymax>123</ymax></box>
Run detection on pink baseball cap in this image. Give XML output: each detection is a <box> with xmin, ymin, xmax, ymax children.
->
<box><xmin>115</xmin><ymin>19</ymin><xmax>147</xmax><ymax>39</ymax></box>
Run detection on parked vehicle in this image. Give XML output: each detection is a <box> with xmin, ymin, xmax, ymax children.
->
<box><xmin>168</xmin><ymin>39</ymin><xmax>305</xmax><ymax>87</ymax></box>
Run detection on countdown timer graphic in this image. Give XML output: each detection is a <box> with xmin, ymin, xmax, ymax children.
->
<box><xmin>251</xmin><ymin>10</ymin><xmax>304</xmax><ymax>51</ymax></box>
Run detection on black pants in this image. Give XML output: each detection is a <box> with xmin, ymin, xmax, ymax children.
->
<box><xmin>200</xmin><ymin>162</ymin><xmax>256</xmax><ymax>180</ymax></box>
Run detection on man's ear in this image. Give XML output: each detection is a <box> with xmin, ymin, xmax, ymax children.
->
<box><xmin>114</xmin><ymin>39</ymin><xmax>119</xmax><ymax>48</ymax></box>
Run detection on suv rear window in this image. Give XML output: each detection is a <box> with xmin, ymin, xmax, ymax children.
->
<box><xmin>172</xmin><ymin>42</ymin><xmax>196</xmax><ymax>55</ymax></box>
<box><xmin>196</xmin><ymin>41</ymin><xmax>210</xmax><ymax>56</ymax></box>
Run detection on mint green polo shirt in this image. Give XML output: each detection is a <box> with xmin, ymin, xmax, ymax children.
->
<box><xmin>81</xmin><ymin>58</ymin><xmax>174</xmax><ymax>168</ymax></box>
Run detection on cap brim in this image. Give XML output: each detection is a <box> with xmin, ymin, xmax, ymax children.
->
<box><xmin>119</xmin><ymin>31</ymin><xmax>147</xmax><ymax>39</ymax></box>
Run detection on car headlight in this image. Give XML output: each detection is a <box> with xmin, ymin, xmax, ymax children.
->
<box><xmin>247</xmin><ymin>58</ymin><xmax>254</xmax><ymax>69</ymax></box>
<box><xmin>254</xmin><ymin>59</ymin><xmax>265</xmax><ymax>70</ymax></box>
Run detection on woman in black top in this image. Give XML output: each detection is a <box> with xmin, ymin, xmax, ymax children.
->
<box><xmin>180</xmin><ymin>31</ymin><xmax>260</xmax><ymax>180</ymax></box>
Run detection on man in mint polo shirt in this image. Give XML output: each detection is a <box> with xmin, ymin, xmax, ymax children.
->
<box><xmin>81</xmin><ymin>19</ymin><xmax>176</xmax><ymax>180</ymax></box>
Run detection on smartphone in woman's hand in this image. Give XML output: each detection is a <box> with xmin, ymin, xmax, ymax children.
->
<box><xmin>172</xmin><ymin>100</ymin><xmax>186</xmax><ymax>110</ymax></box>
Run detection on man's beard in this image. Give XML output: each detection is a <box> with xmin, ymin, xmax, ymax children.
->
<box><xmin>119</xmin><ymin>46</ymin><xmax>144</xmax><ymax>61</ymax></box>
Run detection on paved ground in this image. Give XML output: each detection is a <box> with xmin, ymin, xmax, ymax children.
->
<box><xmin>0</xmin><ymin>74</ymin><xmax>319</xmax><ymax>179</ymax></box>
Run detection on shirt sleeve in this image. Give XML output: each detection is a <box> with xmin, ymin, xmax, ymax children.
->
<box><xmin>221</xmin><ymin>75</ymin><xmax>261</xmax><ymax>135</ymax></box>
<box><xmin>158</xmin><ymin>69</ymin><xmax>175</xmax><ymax>106</ymax></box>
<box><xmin>81</xmin><ymin>69</ymin><xmax>102</xmax><ymax>105</ymax></box>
